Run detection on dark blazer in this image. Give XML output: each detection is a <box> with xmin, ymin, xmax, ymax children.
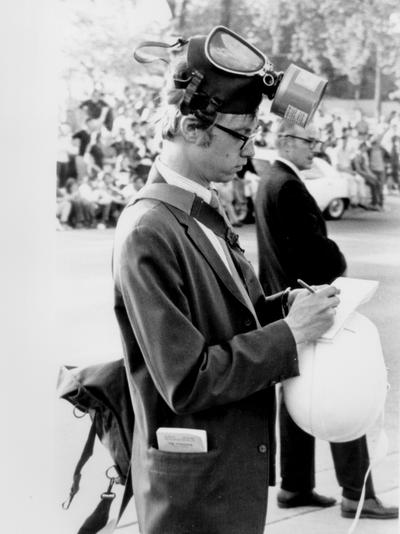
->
<box><xmin>255</xmin><ymin>159</ymin><xmax>346</xmax><ymax>295</ymax></box>
<box><xmin>112</xmin><ymin>166</ymin><xmax>299</xmax><ymax>534</ymax></box>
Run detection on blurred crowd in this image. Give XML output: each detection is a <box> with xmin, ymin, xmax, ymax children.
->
<box><xmin>56</xmin><ymin>86</ymin><xmax>159</xmax><ymax>230</ymax></box>
<box><xmin>312</xmin><ymin>107</ymin><xmax>400</xmax><ymax>211</ymax></box>
<box><xmin>56</xmin><ymin>86</ymin><xmax>400</xmax><ymax>230</ymax></box>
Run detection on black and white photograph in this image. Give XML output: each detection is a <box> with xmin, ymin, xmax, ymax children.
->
<box><xmin>2</xmin><ymin>1</ymin><xmax>399</xmax><ymax>533</ymax></box>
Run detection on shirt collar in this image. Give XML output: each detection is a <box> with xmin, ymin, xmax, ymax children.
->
<box><xmin>155</xmin><ymin>156</ymin><xmax>212</xmax><ymax>203</ymax></box>
<box><xmin>274</xmin><ymin>155</ymin><xmax>302</xmax><ymax>178</ymax></box>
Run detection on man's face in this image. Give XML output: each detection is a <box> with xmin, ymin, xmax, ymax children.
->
<box><xmin>283</xmin><ymin>125</ymin><xmax>318</xmax><ymax>171</ymax></box>
<box><xmin>192</xmin><ymin>113</ymin><xmax>258</xmax><ymax>184</ymax></box>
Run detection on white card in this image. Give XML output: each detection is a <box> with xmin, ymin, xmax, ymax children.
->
<box><xmin>156</xmin><ymin>427</ymin><xmax>208</xmax><ymax>453</ymax></box>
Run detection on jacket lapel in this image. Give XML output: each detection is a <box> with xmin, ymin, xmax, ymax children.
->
<box><xmin>177</xmin><ymin>208</ymin><xmax>253</xmax><ymax>309</ymax></box>
<box><xmin>142</xmin><ymin>164</ymin><xmax>255</xmax><ymax>310</ymax></box>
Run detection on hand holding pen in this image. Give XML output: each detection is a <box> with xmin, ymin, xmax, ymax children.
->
<box><xmin>297</xmin><ymin>279</ymin><xmax>316</xmax><ymax>294</ymax></box>
<box><xmin>284</xmin><ymin>279</ymin><xmax>341</xmax><ymax>344</ymax></box>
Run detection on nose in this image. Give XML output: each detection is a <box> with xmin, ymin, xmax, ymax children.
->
<box><xmin>241</xmin><ymin>139</ymin><xmax>255</xmax><ymax>158</ymax></box>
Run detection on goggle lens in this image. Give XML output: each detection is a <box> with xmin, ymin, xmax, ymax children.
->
<box><xmin>206</xmin><ymin>26</ymin><xmax>266</xmax><ymax>75</ymax></box>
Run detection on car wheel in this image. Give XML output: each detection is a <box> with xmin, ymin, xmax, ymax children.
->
<box><xmin>324</xmin><ymin>198</ymin><xmax>345</xmax><ymax>220</ymax></box>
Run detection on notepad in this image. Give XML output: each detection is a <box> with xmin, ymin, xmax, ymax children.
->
<box><xmin>156</xmin><ymin>427</ymin><xmax>208</xmax><ymax>453</ymax></box>
<box><xmin>320</xmin><ymin>277</ymin><xmax>379</xmax><ymax>341</ymax></box>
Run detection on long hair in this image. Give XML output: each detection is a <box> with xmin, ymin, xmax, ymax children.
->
<box><xmin>154</xmin><ymin>59</ymin><xmax>215</xmax><ymax>146</ymax></box>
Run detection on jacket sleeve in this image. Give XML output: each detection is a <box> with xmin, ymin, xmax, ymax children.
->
<box><xmin>115</xmin><ymin>223</ymin><xmax>298</xmax><ymax>415</ymax></box>
<box><xmin>277</xmin><ymin>179</ymin><xmax>347</xmax><ymax>285</ymax></box>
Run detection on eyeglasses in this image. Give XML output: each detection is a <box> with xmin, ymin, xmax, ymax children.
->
<box><xmin>281</xmin><ymin>134</ymin><xmax>322</xmax><ymax>150</ymax></box>
<box><xmin>213</xmin><ymin>123</ymin><xmax>256</xmax><ymax>151</ymax></box>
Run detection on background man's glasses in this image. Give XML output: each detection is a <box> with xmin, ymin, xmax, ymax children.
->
<box><xmin>281</xmin><ymin>134</ymin><xmax>322</xmax><ymax>150</ymax></box>
<box><xmin>214</xmin><ymin>123</ymin><xmax>256</xmax><ymax>151</ymax></box>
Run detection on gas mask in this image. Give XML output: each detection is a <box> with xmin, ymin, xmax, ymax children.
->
<box><xmin>134</xmin><ymin>25</ymin><xmax>327</xmax><ymax>127</ymax></box>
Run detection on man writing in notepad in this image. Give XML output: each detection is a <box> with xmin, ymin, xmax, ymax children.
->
<box><xmin>112</xmin><ymin>27</ymin><xmax>341</xmax><ymax>534</ymax></box>
<box><xmin>254</xmin><ymin>118</ymin><xmax>398</xmax><ymax>520</ymax></box>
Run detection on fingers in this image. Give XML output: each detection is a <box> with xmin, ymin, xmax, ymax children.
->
<box><xmin>315</xmin><ymin>284</ymin><xmax>340</xmax><ymax>297</ymax></box>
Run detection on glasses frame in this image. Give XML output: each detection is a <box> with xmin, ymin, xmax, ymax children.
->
<box><xmin>281</xmin><ymin>134</ymin><xmax>322</xmax><ymax>150</ymax></box>
<box><xmin>205</xmin><ymin>26</ymin><xmax>272</xmax><ymax>76</ymax></box>
<box><xmin>213</xmin><ymin>122</ymin><xmax>256</xmax><ymax>151</ymax></box>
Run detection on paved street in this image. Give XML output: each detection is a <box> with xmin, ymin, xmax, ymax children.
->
<box><xmin>54</xmin><ymin>195</ymin><xmax>400</xmax><ymax>534</ymax></box>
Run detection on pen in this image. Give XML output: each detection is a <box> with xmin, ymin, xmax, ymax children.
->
<box><xmin>297</xmin><ymin>279</ymin><xmax>316</xmax><ymax>294</ymax></box>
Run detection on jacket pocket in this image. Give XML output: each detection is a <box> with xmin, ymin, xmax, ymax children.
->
<box><xmin>147</xmin><ymin>446</ymin><xmax>221</xmax><ymax>474</ymax></box>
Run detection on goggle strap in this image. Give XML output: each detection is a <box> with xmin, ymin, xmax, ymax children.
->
<box><xmin>133</xmin><ymin>38</ymin><xmax>188</xmax><ymax>65</ymax></box>
<box><xmin>173</xmin><ymin>74</ymin><xmax>193</xmax><ymax>90</ymax></box>
<box><xmin>180</xmin><ymin>70</ymin><xmax>204</xmax><ymax>114</ymax></box>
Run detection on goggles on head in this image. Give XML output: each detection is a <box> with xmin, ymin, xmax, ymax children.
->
<box><xmin>205</xmin><ymin>26</ymin><xmax>280</xmax><ymax>95</ymax></box>
<box><xmin>134</xmin><ymin>26</ymin><xmax>327</xmax><ymax>128</ymax></box>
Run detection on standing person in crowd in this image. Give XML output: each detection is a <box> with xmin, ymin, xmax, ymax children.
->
<box><xmin>110</xmin><ymin>127</ymin><xmax>135</xmax><ymax>158</ymax></box>
<box><xmin>352</xmin><ymin>142</ymin><xmax>382</xmax><ymax>211</ymax></box>
<box><xmin>254</xmin><ymin>123</ymin><xmax>268</xmax><ymax>147</ymax></box>
<box><xmin>237</xmin><ymin>158</ymin><xmax>260</xmax><ymax>224</ymax></box>
<box><xmin>312</xmin><ymin>139</ymin><xmax>332</xmax><ymax>164</ymax></box>
<box><xmin>328</xmin><ymin>128</ymin><xmax>369</xmax><ymax>209</ymax></box>
<box><xmin>368</xmin><ymin>136</ymin><xmax>389</xmax><ymax>210</ymax></box>
<box><xmin>254</xmin><ymin>118</ymin><xmax>398</xmax><ymax>521</ymax></box>
<box><xmin>56</xmin><ymin>123</ymin><xmax>78</xmax><ymax>188</ymax></box>
<box><xmin>113</xmin><ymin>29</ymin><xmax>340</xmax><ymax>534</ymax></box>
<box><xmin>80</xmin><ymin>88</ymin><xmax>114</xmax><ymax>132</ymax></box>
<box><xmin>353</xmin><ymin>108</ymin><xmax>369</xmax><ymax>141</ymax></box>
<box><xmin>72</xmin><ymin>117</ymin><xmax>97</xmax><ymax>180</ymax></box>
<box><xmin>388</xmin><ymin>135</ymin><xmax>400</xmax><ymax>192</ymax></box>
<box><xmin>88</xmin><ymin>131</ymin><xmax>113</xmax><ymax>173</ymax></box>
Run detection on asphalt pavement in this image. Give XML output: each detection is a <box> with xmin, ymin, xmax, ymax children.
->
<box><xmin>54</xmin><ymin>194</ymin><xmax>400</xmax><ymax>534</ymax></box>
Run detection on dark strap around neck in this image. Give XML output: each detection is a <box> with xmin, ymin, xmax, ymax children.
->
<box><xmin>131</xmin><ymin>183</ymin><xmax>243</xmax><ymax>251</ymax></box>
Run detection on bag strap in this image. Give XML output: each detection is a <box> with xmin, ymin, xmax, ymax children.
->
<box><xmin>132</xmin><ymin>183</ymin><xmax>243</xmax><ymax>251</ymax></box>
<box><xmin>62</xmin><ymin>418</ymin><xmax>97</xmax><ymax>510</ymax></box>
<box><xmin>77</xmin><ymin>466</ymin><xmax>133</xmax><ymax>534</ymax></box>
<box><xmin>77</xmin><ymin>494</ymin><xmax>115</xmax><ymax>534</ymax></box>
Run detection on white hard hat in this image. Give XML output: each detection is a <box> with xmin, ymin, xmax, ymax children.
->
<box><xmin>283</xmin><ymin>312</ymin><xmax>387</xmax><ymax>442</ymax></box>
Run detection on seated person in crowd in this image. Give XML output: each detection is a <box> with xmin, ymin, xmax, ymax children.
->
<box><xmin>114</xmin><ymin>154</ymin><xmax>136</xmax><ymax>188</ymax></box>
<box><xmin>64</xmin><ymin>177</ymin><xmax>96</xmax><ymax>228</ymax></box>
<box><xmin>95</xmin><ymin>171</ymin><xmax>126</xmax><ymax>228</ymax></box>
<box><xmin>121</xmin><ymin>173</ymin><xmax>146</xmax><ymax>203</ymax></box>
<box><xmin>56</xmin><ymin>186</ymin><xmax>72</xmax><ymax>230</ymax></box>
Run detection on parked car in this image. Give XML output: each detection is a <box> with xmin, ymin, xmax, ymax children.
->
<box><xmin>252</xmin><ymin>148</ymin><xmax>351</xmax><ymax>220</ymax></box>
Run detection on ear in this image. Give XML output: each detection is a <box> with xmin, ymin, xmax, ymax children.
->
<box><xmin>180</xmin><ymin>116</ymin><xmax>202</xmax><ymax>143</ymax></box>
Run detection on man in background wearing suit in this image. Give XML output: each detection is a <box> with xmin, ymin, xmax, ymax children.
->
<box><xmin>254</xmin><ymin>118</ymin><xmax>398</xmax><ymax>520</ymax></box>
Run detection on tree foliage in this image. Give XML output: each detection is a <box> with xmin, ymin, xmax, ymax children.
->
<box><xmin>60</xmin><ymin>0</ymin><xmax>400</xmax><ymax>113</ymax></box>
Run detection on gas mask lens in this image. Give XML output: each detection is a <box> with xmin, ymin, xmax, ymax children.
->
<box><xmin>205</xmin><ymin>26</ymin><xmax>267</xmax><ymax>75</ymax></box>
